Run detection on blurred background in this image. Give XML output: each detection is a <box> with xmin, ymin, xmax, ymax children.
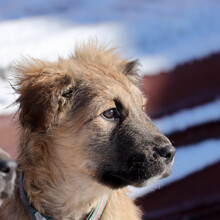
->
<box><xmin>0</xmin><ymin>0</ymin><xmax>220</xmax><ymax>219</ymax></box>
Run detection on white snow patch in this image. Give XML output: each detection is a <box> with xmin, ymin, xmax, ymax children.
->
<box><xmin>126</xmin><ymin>0</ymin><xmax>220</xmax><ymax>74</ymax></box>
<box><xmin>0</xmin><ymin>0</ymin><xmax>220</xmax><ymax>75</ymax></box>
<box><xmin>129</xmin><ymin>138</ymin><xmax>220</xmax><ymax>199</ymax></box>
<box><xmin>140</xmin><ymin>30</ymin><xmax>220</xmax><ymax>75</ymax></box>
<box><xmin>154</xmin><ymin>99</ymin><xmax>220</xmax><ymax>135</ymax></box>
<box><xmin>0</xmin><ymin>17</ymin><xmax>125</xmax><ymax>68</ymax></box>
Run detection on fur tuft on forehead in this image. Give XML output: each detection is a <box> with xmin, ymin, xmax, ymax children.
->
<box><xmin>74</xmin><ymin>42</ymin><xmax>119</xmax><ymax>68</ymax></box>
<box><xmin>73</xmin><ymin>41</ymin><xmax>140</xmax><ymax>86</ymax></box>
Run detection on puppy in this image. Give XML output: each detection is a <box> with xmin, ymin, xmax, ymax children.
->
<box><xmin>0</xmin><ymin>148</ymin><xmax>16</xmax><ymax>206</ymax></box>
<box><xmin>0</xmin><ymin>43</ymin><xmax>175</xmax><ymax>220</ymax></box>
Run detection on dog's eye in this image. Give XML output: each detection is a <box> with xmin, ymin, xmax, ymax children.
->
<box><xmin>102</xmin><ymin>108</ymin><xmax>121</xmax><ymax>121</ymax></box>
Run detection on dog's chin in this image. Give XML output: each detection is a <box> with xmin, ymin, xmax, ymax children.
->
<box><xmin>100</xmin><ymin>172</ymin><xmax>131</xmax><ymax>189</ymax></box>
<box><xmin>99</xmin><ymin>171</ymin><xmax>158</xmax><ymax>189</ymax></box>
<box><xmin>99</xmin><ymin>164</ymin><xmax>173</xmax><ymax>189</ymax></box>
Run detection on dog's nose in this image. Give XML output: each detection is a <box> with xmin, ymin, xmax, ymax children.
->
<box><xmin>0</xmin><ymin>159</ymin><xmax>16</xmax><ymax>178</ymax></box>
<box><xmin>157</xmin><ymin>145</ymin><xmax>176</xmax><ymax>162</ymax></box>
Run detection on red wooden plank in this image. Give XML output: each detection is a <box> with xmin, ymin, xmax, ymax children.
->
<box><xmin>168</xmin><ymin>120</ymin><xmax>220</xmax><ymax>147</ymax></box>
<box><xmin>143</xmin><ymin>53</ymin><xmax>220</xmax><ymax>118</ymax></box>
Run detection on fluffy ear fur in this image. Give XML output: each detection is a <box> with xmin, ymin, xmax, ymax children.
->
<box><xmin>123</xmin><ymin>60</ymin><xmax>141</xmax><ymax>87</ymax></box>
<box><xmin>15</xmin><ymin>59</ymin><xmax>74</xmax><ymax>133</ymax></box>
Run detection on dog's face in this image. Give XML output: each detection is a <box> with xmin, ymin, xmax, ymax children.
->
<box><xmin>16</xmin><ymin>44</ymin><xmax>175</xmax><ymax>190</ymax></box>
<box><xmin>67</xmin><ymin>80</ymin><xmax>175</xmax><ymax>189</ymax></box>
<box><xmin>0</xmin><ymin>149</ymin><xmax>16</xmax><ymax>204</ymax></box>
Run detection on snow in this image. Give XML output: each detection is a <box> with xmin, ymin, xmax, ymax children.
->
<box><xmin>129</xmin><ymin>138</ymin><xmax>220</xmax><ymax>199</ymax></box>
<box><xmin>154</xmin><ymin>99</ymin><xmax>220</xmax><ymax>135</ymax></box>
<box><xmin>0</xmin><ymin>0</ymin><xmax>220</xmax><ymax>74</ymax></box>
<box><xmin>0</xmin><ymin>17</ymin><xmax>124</xmax><ymax>68</ymax></box>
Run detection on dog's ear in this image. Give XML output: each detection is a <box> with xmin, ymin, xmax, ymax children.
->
<box><xmin>15</xmin><ymin>59</ymin><xmax>74</xmax><ymax>133</ymax></box>
<box><xmin>123</xmin><ymin>60</ymin><xmax>141</xmax><ymax>87</ymax></box>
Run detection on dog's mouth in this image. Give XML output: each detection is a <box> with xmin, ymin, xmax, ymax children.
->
<box><xmin>99</xmin><ymin>160</ymin><xmax>174</xmax><ymax>189</ymax></box>
<box><xmin>101</xmin><ymin>172</ymin><xmax>133</xmax><ymax>189</ymax></box>
<box><xmin>100</xmin><ymin>170</ymin><xmax>154</xmax><ymax>189</ymax></box>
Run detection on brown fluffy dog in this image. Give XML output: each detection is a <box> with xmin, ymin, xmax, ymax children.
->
<box><xmin>0</xmin><ymin>43</ymin><xmax>175</xmax><ymax>220</ymax></box>
<box><xmin>0</xmin><ymin>148</ymin><xmax>16</xmax><ymax>206</ymax></box>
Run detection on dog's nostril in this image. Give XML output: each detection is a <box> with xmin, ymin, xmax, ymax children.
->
<box><xmin>0</xmin><ymin>160</ymin><xmax>16</xmax><ymax>176</ymax></box>
<box><xmin>157</xmin><ymin>145</ymin><xmax>176</xmax><ymax>161</ymax></box>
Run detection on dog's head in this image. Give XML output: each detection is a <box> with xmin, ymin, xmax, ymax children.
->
<box><xmin>0</xmin><ymin>149</ymin><xmax>16</xmax><ymax>204</ymax></box>
<box><xmin>16</xmin><ymin>44</ymin><xmax>175</xmax><ymax>189</ymax></box>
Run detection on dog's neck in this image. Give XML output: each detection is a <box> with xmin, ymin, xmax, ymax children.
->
<box><xmin>22</xmin><ymin>169</ymin><xmax>109</xmax><ymax>220</ymax></box>
<box><xmin>18</xmin><ymin>132</ymin><xmax>111</xmax><ymax>220</ymax></box>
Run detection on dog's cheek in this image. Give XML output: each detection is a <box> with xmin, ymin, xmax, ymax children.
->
<box><xmin>84</xmin><ymin>128</ymin><xmax>118</xmax><ymax>173</ymax></box>
<box><xmin>69</xmin><ymin>124</ymin><xmax>113</xmax><ymax>176</ymax></box>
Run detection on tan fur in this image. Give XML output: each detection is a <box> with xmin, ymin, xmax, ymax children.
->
<box><xmin>0</xmin><ymin>43</ymin><xmax>173</xmax><ymax>220</ymax></box>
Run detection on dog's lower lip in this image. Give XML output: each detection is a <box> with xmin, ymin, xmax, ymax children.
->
<box><xmin>108</xmin><ymin>173</ymin><xmax>151</xmax><ymax>187</ymax></box>
<box><xmin>108</xmin><ymin>173</ymin><xmax>132</xmax><ymax>184</ymax></box>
